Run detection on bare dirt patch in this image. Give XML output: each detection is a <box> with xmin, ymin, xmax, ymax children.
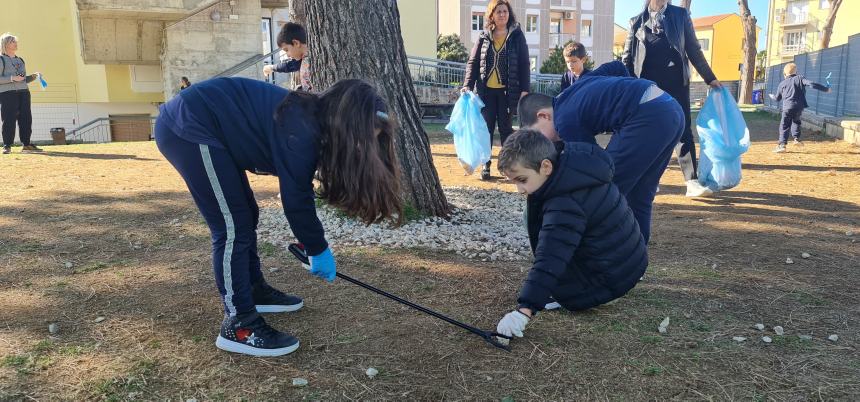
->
<box><xmin>1</xmin><ymin>112</ymin><xmax>858</xmax><ymax>400</ymax></box>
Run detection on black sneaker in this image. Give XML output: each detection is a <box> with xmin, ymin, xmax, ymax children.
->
<box><xmin>480</xmin><ymin>168</ymin><xmax>491</xmax><ymax>181</ymax></box>
<box><xmin>215</xmin><ymin>312</ymin><xmax>299</xmax><ymax>356</ymax></box>
<box><xmin>252</xmin><ymin>281</ymin><xmax>303</xmax><ymax>313</ymax></box>
<box><xmin>2</xmin><ymin>146</ymin><xmax>10</xmax><ymax>154</ymax></box>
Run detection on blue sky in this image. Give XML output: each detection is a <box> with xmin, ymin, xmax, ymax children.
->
<box><xmin>614</xmin><ymin>0</ymin><xmax>771</xmax><ymax>50</ymax></box>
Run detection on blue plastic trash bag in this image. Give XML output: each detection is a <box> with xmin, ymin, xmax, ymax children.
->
<box><xmin>445</xmin><ymin>91</ymin><xmax>491</xmax><ymax>175</ymax></box>
<box><xmin>696</xmin><ymin>87</ymin><xmax>750</xmax><ymax>191</ymax></box>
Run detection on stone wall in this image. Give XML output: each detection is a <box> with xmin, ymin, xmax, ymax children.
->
<box><xmin>161</xmin><ymin>0</ymin><xmax>261</xmax><ymax>98</ymax></box>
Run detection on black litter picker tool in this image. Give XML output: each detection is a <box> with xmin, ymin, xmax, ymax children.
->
<box><xmin>288</xmin><ymin>243</ymin><xmax>512</xmax><ymax>351</ymax></box>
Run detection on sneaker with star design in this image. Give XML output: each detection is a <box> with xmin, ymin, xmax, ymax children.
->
<box><xmin>215</xmin><ymin>311</ymin><xmax>299</xmax><ymax>356</ymax></box>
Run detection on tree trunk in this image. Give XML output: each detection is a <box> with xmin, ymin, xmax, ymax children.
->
<box><xmin>288</xmin><ymin>0</ymin><xmax>305</xmax><ymax>25</ymax></box>
<box><xmin>819</xmin><ymin>0</ymin><xmax>843</xmax><ymax>49</ymax></box>
<box><xmin>300</xmin><ymin>0</ymin><xmax>450</xmax><ymax>217</ymax></box>
<box><xmin>737</xmin><ymin>0</ymin><xmax>757</xmax><ymax>104</ymax></box>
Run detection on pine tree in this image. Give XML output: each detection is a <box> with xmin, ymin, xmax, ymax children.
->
<box><xmin>540</xmin><ymin>45</ymin><xmax>566</xmax><ymax>74</ymax></box>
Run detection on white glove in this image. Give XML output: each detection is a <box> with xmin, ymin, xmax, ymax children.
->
<box><xmin>768</xmin><ymin>93</ymin><xmax>776</xmax><ymax>100</ymax></box>
<box><xmin>496</xmin><ymin>310</ymin><xmax>530</xmax><ymax>344</ymax></box>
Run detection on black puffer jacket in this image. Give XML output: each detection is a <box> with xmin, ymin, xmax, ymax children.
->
<box><xmin>464</xmin><ymin>23</ymin><xmax>530</xmax><ymax>113</ymax></box>
<box><xmin>621</xmin><ymin>4</ymin><xmax>716</xmax><ymax>86</ymax></box>
<box><xmin>518</xmin><ymin>142</ymin><xmax>647</xmax><ymax>312</ymax></box>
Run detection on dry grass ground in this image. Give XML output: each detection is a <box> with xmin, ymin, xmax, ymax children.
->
<box><xmin>1</xmin><ymin>111</ymin><xmax>858</xmax><ymax>400</ymax></box>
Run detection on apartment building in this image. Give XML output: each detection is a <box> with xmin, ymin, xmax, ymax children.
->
<box><xmin>689</xmin><ymin>14</ymin><xmax>760</xmax><ymax>82</ymax></box>
<box><xmin>438</xmin><ymin>0</ymin><xmax>616</xmax><ymax>71</ymax></box>
<box><xmin>765</xmin><ymin>0</ymin><xmax>859</xmax><ymax>67</ymax></box>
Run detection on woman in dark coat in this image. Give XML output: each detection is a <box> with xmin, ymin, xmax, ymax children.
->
<box><xmin>621</xmin><ymin>0</ymin><xmax>721</xmax><ymax>197</ymax></box>
<box><xmin>463</xmin><ymin>0</ymin><xmax>530</xmax><ymax>180</ymax></box>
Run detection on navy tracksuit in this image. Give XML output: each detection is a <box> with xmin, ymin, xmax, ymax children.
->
<box><xmin>554</xmin><ymin>61</ymin><xmax>684</xmax><ymax>243</ymax></box>
<box><xmin>155</xmin><ymin>77</ymin><xmax>326</xmax><ymax>317</ymax></box>
<box><xmin>775</xmin><ymin>74</ymin><xmax>829</xmax><ymax>144</ymax></box>
<box><xmin>518</xmin><ymin>142</ymin><xmax>647</xmax><ymax>313</ymax></box>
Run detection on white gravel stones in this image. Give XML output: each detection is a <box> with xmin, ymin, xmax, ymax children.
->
<box><xmin>366</xmin><ymin>367</ymin><xmax>379</xmax><ymax>379</ymax></box>
<box><xmin>785</xmin><ymin>257</ymin><xmax>794</xmax><ymax>264</ymax></box>
<box><xmin>268</xmin><ymin>267</ymin><xmax>279</xmax><ymax>273</ymax></box>
<box><xmin>801</xmin><ymin>252</ymin><xmax>811</xmax><ymax>259</ymax></box>
<box><xmin>774</xmin><ymin>326</ymin><xmax>785</xmax><ymax>336</ymax></box>
<box><xmin>63</xmin><ymin>261</ymin><xmax>73</xmax><ymax>268</ymax></box>
<box><xmin>798</xmin><ymin>335</ymin><xmax>813</xmax><ymax>341</ymax></box>
<box><xmin>732</xmin><ymin>336</ymin><xmax>747</xmax><ymax>342</ymax></box>
<box><xmin>754</xmin><ymin>323</ymin><xmax>765</xmax><ymax>331</ymax></box>
<box><xmin>658</xmin><ymin>317</ymin><xmax>670</xmax><ymax>334</ymax></box>
<box><xmin>828</xmin><ymin>334</ymin><xmax>839</xmax><ymax>342</ymax></box>
<box><xmin>94</xmin><ymin>316</ymin><xmax>105</xmax><ymax>323</ymax></box>
<box><xmin>291</xmin><ymin>378</ymin><xmax>308</xmax><ymax>387</ymax></box>
<box><xmin>762</xmin><ymin>336</ymin><xmax>773</xmax><ymax>343</ymax></box>
<box><xmin>258</xmin><ymin>187</ymin><xmax>532</xmax><ymax>262</ymax></box>
<box><xmin>48</xmin><ymin>323</ymin><xmax>59</xmax><ymax>334</ymax></box>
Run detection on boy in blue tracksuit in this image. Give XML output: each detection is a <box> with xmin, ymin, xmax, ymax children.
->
<box><xmin>771</xmin><ymin>62</ymin><xmax>831</xmax><ymax>153</ymax></box>
<box><xmin>155</xmin><ymin>77</ymin><xmax>402</xmax><ymax>357</ymax></box>
<box><xmin>517</xmin><ymin>60</ymin><xmax>684</xmax><ymax>244</ymax></box>
<box><xmin>494</xmin><ymin>130</ymin><xmax>647</xmax><ymax>342</ymax></box>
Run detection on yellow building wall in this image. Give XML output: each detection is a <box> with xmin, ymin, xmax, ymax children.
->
<box><xmin>400</xmin><ymin>0</ymin><xmax>438</xmax><ymax>58</ymax></box>
<box><xmin>692</xmin><ymin>15</ymin><xmax>760</xmax><ymax>82</ymax></box>
<box><xmin>0</xmin><ymin>0</ymin><xmax>163</xmax><ymax>104</ymax></box>
<box><xmin>767</xmin><ymin>0</ymin><xmax>860</xmax><ymax>66</ymax></box>
<box><xmin>691</xmin><ymin>28</ymin><xmax>714</xmax><ymax>82</ymax></box>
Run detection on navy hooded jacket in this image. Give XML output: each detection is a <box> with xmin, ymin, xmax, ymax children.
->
<box><xmin>518</xmin><ymin>142</ymin><xmax>648</xmax><ymax>312</ymax></box>
<box><xmin>158</xmin><ymin>77</ymin><xmax>327</xmax><ymax>255</ymax></box>
<box><xmin>553</xmin><ymin>61</ymin><xmax>655</xmax><ymax>144</ymax></box>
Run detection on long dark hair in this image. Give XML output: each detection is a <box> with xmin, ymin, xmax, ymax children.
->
<box><xmin>276</xmin><ymin>80</ymin><xmax>403</xmax><ymax>224</ymax></box>
<box><xmin>485</xmin><ymin>0</ymin><xmax>517</xmax><ymax>32</ymax></box>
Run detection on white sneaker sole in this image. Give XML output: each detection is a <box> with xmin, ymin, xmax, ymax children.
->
<box><xmin>215</xmin><ymin>336</ymin><xmax>300</xmax><ymax>357</ymax></box>
<box><xmin>685</xmin><ymin>187</ymin><xmax>714</xmax><ymax>197</ymax></box>
<box><xmin>544</xmin><ymin>302</ymin><xmax>562</xmax><ymax>310</ymax></box>
<box><xmin>256</xmin><ymin>301</ymin><xmax>303</xmax><ymax>313</ymax></box>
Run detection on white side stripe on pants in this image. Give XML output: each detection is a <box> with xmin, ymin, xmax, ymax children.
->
<box><xmin>199</xmin><ymin>144</ymin><xmax>238</xmax><ymax>316</ymax></box>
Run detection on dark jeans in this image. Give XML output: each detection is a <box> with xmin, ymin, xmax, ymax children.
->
<box><xmin>779</xmin><ymin>108</ymin><xmax>803</xmax><ymax>144</ymax></box>
<box><xmin>479</xmin><ymin>87</ymin><xmax>513</xmax><ymax>169</ymax></box>
<box><xmin>1</xmin><ymin>90</ymin><xmax>33</xmax><ymax>147</ymax></box>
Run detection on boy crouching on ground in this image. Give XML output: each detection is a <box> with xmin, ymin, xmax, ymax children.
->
<box><xmin>494</xmin><ymin>130</ymin><xmax>647</xmax><ymax>343</ymax></box>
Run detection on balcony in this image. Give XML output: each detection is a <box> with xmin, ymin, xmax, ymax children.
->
<box><xmin>781</xmin><ymin>43</ymin><xmax>811</xmax><ymax>56</ymax></box>
<box><xmin>549</xmin><ymin>33</ymin><xmax>576</xmax><ymax>49</ymax></box>
<box><xmin>779</xmin><ymin>12</ymin><xmax>818</xmax><ymax>27</ymax></box>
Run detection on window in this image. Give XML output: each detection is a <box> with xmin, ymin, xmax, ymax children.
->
<box><xmin>530</xmin><ymin>56</ymin><xmax>538</xmax><ymax>72</ymax></box>
<box><xmin>581</xmin><ymin>19</ymin><xmax>592</xmax><ymax>37</ymax></box>
<box><xmin>820</xmin><ymin>0</ymin><xmax>831</xmax><ymax>9</ymax></box>
<box><xmin>550</xmin><ymin>18</ymin><xmax>561</xmax><ymax>34</ymax></box>
<box><xmin>526</xmin><ymin>14</ymin><xmax>539</xmax><ymax>33</ymax></box>
<box><xmin>472</xmin><ymin>13</ymin><xmax>484</xmax><ymax>31</ymax></box>
<box><xmin>698</xmin><ymin>38</ymin><xmax>710</xmax><ymax>50</ymax></box>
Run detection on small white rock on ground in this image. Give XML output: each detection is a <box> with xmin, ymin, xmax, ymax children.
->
<box><xmin>732</xmin><ymin>336</ymin><xmax>747</xmax><ymax>342</ymax></box>
<box><xmin>774</xmin><ymin>326</ymin><xmax>784</xmax><ymax>336</ymax></box>
<box><xmin>291</xmin><ymin>378</ymin><xmax>308</xmax><ymax>387</ymax></box>
<box><xmin>828</xmin><ymin>334</ymin><xmax>839</xmax><ymax>342</ymax></box>
<box><xmin>658</xmin><ymin>317</ymin><xmax>670</xmax><ymax>334</ymax></box>
<box><xmin>366</xmin><ymin>367</ymin><xmax>379</xmax><ymax>379</ymax></box>
<box><xmin>754</xmin><ymin>323</ymin><xmax>765</xmax><ymax>331</ymax></box>
<box><xmin>258</xmin><ymin>187</ymin><xmax>531</xmax><ymax>262</ymax></box>
<box><xmin>762</xmin><ymin>336</ymin><xmax>773</xmax><ymax>343</ymax></box>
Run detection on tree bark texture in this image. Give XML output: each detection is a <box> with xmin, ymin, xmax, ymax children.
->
<box><xmin>738</xmin><ymin>0</ymin><xmax>757</xmax><ymax>104</ymax></box>
<box><xmin>299</xmin><ymin>0</ymin><xmax>450</xmax><ymax>217</ymax></box>
<box><xmin>819</xmin><ymin>0</ymin><xmax>843</xmax><ymax>49</ymax></box>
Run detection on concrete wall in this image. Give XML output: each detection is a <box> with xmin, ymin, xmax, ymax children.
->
<box><xmin>162</xmin><ymin>0</ymin><xmax>262</xmax><ymax>99</ymax></box>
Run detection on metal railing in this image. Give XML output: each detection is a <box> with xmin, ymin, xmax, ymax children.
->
<box><xmin>217</xmin><ymin>48</ymin><xmax>296</xmax><ymax>88</ymax></box>
<box><xmin>222</xmin><ymin>52</ymin><xmax>563</xmax><ymax>98</ymax></box>
<box><xmin>781</xmin><ymin>43</ymin><xmax>811</xmax><ymax>56</ymax></box>
<box><xmin>66</xmin><ymin>116</ymin><xmax>156</xmax><ymax>144</ymax></box>
<box><xmin>780</xmin><ymin>11</ymin><xmax>818</xmax><ymax>26</ymax></box>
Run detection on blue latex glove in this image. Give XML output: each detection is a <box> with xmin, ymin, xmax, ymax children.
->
<box><xmin>309</xmin><ymin>248</ymin><xmax>336</xmax><ymax>282</ymax></box>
